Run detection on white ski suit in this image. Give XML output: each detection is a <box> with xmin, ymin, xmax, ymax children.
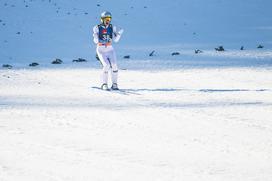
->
<box><xmin>93</xmin><ymin>24</ymin><xmax>123</xmax><ymax>87</ymax></box>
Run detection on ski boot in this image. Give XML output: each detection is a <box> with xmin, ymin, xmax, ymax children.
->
<box><xmin>101</xmin><ymin>83</ymin><xmax>110</xmax><ymax>91</ymax></box>
<box><xmin>111</xmin><ymin>83</ymin><xmax>119</xmax><ymax>90</ymax></box>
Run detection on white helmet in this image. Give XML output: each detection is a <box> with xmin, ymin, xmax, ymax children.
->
<box><xmin>101</xmin><ymin>11</ymin><xmax>112</xmax><ymax>19</ymax></box>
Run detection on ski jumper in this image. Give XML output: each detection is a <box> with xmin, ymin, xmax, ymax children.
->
<box><xmin>93</xmin><ymin>24</ymin><xmax>122</xmax><ymax>86</ymax></box>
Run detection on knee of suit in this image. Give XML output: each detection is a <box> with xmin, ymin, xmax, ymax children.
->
<box><xmin>103</xmin><ymin>64</ymin><xmax>111</xmax><ymax>72</ymax></box>
<box><xmin>111</xmin><ymin>64</ymin><xmax>118</xmax><ymax>71</ymax></box>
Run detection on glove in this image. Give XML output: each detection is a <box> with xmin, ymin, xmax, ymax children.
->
<box><xmin>118</xmin><ymin>29</ymin><xmax>124</xmax><ymax>35</ymax></box>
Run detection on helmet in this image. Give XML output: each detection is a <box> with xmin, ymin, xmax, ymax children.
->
<box><xmin>101</xmin><ymin>11</ymin><xmax>112</xmax><ymax>19</ymax></box>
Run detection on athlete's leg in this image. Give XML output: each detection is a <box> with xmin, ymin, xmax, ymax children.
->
<box><xmin>96</xmin><ymin>47</ymin><xmax>111</xmax><ymax>86</ymax></box>
<box><xmin>108</xmin><ymin>49</ymin><xmax>118</xmax><ymax>86</ymax></box>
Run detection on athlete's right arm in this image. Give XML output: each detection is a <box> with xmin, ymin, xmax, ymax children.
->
<box><xmin>93</xmin><ymin>25</ymin><xmax>99</xmax><ymax>44</ymax></box>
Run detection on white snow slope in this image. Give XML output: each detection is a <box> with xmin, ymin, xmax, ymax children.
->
<box><xmin>1</xmin><ymin>0</ymin><xmax>272</xmax><ymax>181</ymax></box>
<box><xmin>1</xmin><ymin>68</ymin><xmax>272</xmax><ymax>181</ymax></box>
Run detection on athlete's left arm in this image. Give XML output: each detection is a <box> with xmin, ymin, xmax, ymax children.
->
<box><xmin>113</xmin><ymin>26</ymin><xmax>124</xmax><ymax>43</ymax></box>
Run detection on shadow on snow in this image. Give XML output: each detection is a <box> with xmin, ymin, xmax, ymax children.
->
<box><xmin>1</xmin><ymin>88</ymin><xmax>271</xmax><ymax>110</ymax></box>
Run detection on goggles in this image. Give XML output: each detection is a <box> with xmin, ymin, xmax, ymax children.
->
<box><xmin>103</xmin><ymin>17</ymin><xmax>112</xmax><ymax>21</ymax></box>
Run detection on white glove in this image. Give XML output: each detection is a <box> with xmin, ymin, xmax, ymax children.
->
<box><xmin>113</xmin><ymin>27</ymin><xmax>123</xmax><ymax>43</ymax></box>
<box><xmin>118</xmin><ymin>28</ymin><xmax>124</xmax><ymax>35</ymax></box>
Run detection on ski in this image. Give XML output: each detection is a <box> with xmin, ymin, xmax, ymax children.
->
<box><xmin>91</xmin><ymin>86</ymin><xmax>140</xmax><ymax>95</ymax></box>
<box><xmin>91</xmin><ymin>86</ymin><xmax>110</xmax><ymax>91</ymax></box>
<box><xmin>91</xmin><ymin>86</ymin><xmax>130</xmax><ymax>95</ymax></box>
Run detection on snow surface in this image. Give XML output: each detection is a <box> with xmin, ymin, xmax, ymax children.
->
<box><xmin>1</xmin><ymin>0</ymin><xmax>272</xmax><ymax>181</ymax></box>
<box><xmin>1</xmin><ymin>68</ymin><xmax>272</xmax><ymax>181</ymax></box>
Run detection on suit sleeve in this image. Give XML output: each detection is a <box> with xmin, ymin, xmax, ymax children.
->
<box><xmin>93</xmin><ymin>25</ymin><xmax>99</xmax><ymax>44</ymax></box>
<box><xmin>112</xmin><ymin>26</ymin><xmax>123</xmax><ymax>43</ymax></box>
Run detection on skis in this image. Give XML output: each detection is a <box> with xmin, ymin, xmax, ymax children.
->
<box><xmin>91</xmin><ymin>86</ymin><xmax>139</xmax><ymax>95</ymax></box>
<box><xmin>92</xmin><ymin>86</ymin><xmax>115</xmax><ymax>91</ymax></box>
<box><xmin>91</xmin><ymin>86</ymin><xmax>128</xmax><ymax>95</ymax></box>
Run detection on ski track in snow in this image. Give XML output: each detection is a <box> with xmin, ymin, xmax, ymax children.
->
<box><xmin>0</xmin><ymin>68</ymin><xmax>272</xmax><ymax>181</ymax></box>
